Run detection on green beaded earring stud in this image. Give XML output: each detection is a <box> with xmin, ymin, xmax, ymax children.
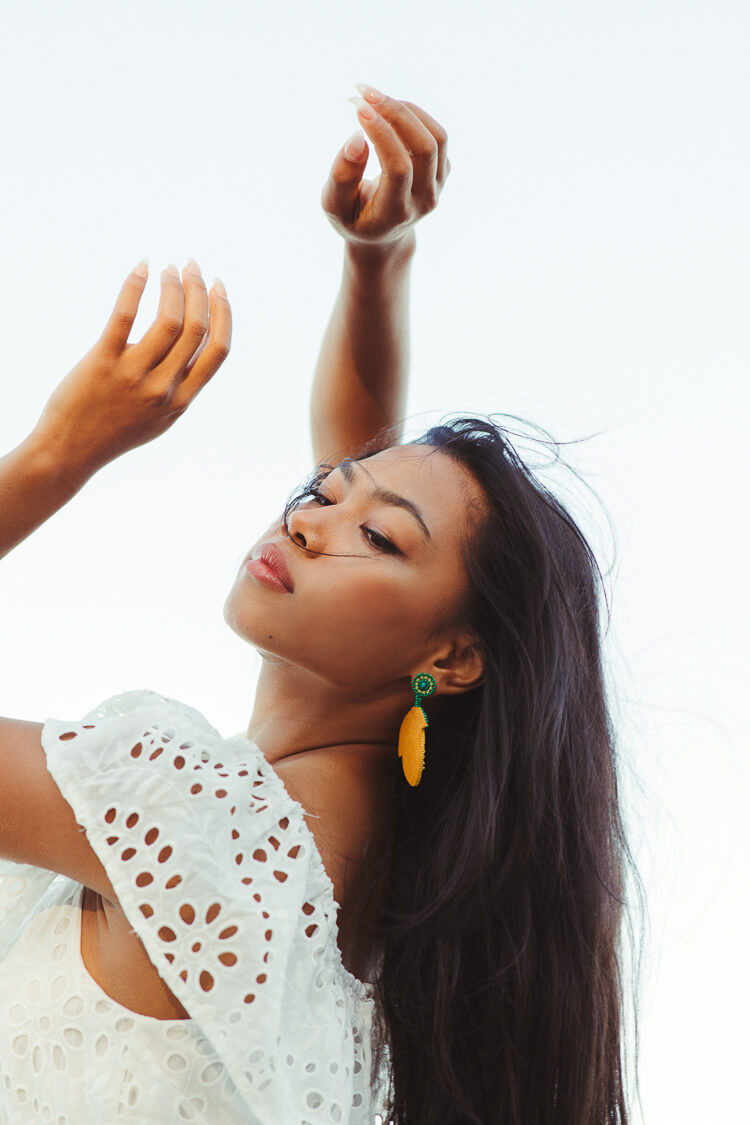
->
<box><xmin>397</xmin><ymin>673</ymin><xmax>437</xmax><ymax>786</ymax></box>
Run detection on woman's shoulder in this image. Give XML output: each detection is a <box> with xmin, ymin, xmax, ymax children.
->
<box><xmin>41</xmin><ymin>689</ymin><xmax>386</xmax><ymax>986</ymax></box>
<box><xmin>41</xmin><ymin>685</ymin><xmax>307</xmax><ymax>842</ymax></box>
<box><xmin>43</xmin><ymin>687</ymin><xmax>258</xmax><ymax>782</ymax></box>
<box><xmin>59</xmin><ymin>687</ymin><xmax>225</xmax><ymax>739</ymax></box>
<box><xmin>7</xmin><ymin>687</ymin><xmax>383</xmax><ymax>1117</ymax></box>
<box><xmin>39</xmin><ymin>686</ymin><xmax>370</xmax><ymax>977</ymax></box>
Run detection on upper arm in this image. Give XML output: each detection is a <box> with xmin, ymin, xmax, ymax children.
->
<box><xmin>311</xmin><ymin>398</ymin><xmax>404</xmax><ymax>469</ymax></box>
<box><xmin>0</xmin><ymin>717</ymin><xmax>118</xmax><ymax>904</ymax></box>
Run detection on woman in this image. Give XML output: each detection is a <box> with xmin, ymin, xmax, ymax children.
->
<box><xmin>0</xmin><ymin>85</ymin><xmax>639</xmax><ymax>1123</ymax></box>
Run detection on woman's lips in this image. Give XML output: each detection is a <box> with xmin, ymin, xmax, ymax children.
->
<box><xmin>246</xmin><ymin>542</ymin><xmax>294</xmax><ymax>593</ymax></box>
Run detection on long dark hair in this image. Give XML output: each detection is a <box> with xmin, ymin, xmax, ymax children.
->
<box><xmin>284</xmin><ymin>416</ymin><xmax>644</xmax><ymax>1124</ymax></box>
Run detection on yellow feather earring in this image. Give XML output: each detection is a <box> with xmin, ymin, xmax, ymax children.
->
<box><xmin>398</xmin><ymin>673</ymin><xmax>437</xmax><ymax>787</ymax></box>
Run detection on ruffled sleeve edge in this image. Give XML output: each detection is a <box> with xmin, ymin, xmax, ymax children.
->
<box><xmin>40</xmin><ymin>690</ymin><xmax>374</xmax><ymax>1006</ymax></box>
<box><xmin>222</xmin><ymin>732</ymin><xmax>376</xmax><ymax>1005</ymax></box>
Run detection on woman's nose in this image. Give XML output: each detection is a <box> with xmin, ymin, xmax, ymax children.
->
<box><xmin>286</xmin><ymin>506</ymin><xmax>323</xmax><ymax>554</ymax></box>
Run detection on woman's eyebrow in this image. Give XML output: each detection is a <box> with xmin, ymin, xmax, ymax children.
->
<box><xmin>338</xmin><ymin>459</ymin><xmax>432</xmax><ymax>542</ymax></box>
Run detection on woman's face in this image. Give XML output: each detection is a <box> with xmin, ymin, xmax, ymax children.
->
<box><xmin>223</xmin><ymin>444</ymin><xmax>485</xmax><ymax>697</ymax></box>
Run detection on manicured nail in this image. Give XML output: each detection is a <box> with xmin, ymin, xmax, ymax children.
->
<box><xmin>343</xmin><ymin>130</ymin><xmax>367</xmax><ymax>161</ymax></box>
<box><xmin>165</xmin><ymin>263</ymin><xmax>180</xmax><ymax>279</ymax></box>
<box><xmin>185</xmin><ymin>258</ymin><xmax>202</xmax><ymax>277</ymax></box>
<box><xmin>213</xmin><ymin>277</ymin><xmax>227</xmax><ymax>298</ymax></box>
<box><xmin>355</xmin><ymin>83</ymin><xmax>384</xmax><ymax>105</ymax></box>
<box><xmin>347</xmin><ymin>95</ymin><xmax>378</xmax><ymax>121</ymax></box>
<box><xmin>133</xmin><ymin>257</ymin><xmax>149</xmax><ymax>279</ymax></box>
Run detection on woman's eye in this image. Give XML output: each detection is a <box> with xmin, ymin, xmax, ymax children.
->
<box><xmin>364</xmin><ymin>527</ymin><xmax>399</xmax><ymax>554</ymax></box>
<box><xmin>309</xmin><ymin>489</ymin><xmax>333</xmax><ymax>506</ymax></box>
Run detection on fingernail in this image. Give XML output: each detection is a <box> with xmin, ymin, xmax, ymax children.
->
<box><xmin>343</xmin><ymin>130</ymin><xmax>367</xmax><ymax>162</ymax></box>
<box><xmin>213</xmin><ymin>277</ymin><xmax>227</xmax><ymax>298</ymax></box>
<box><xmin>165</xmin><ymin>263</ymin><xmax>180</xmax><ymax>279</ymax></box>
<box><xmin>133</xmin><ymin>257</ymin><xmax>149</xmax><ymax>279</ymax></box>
<box><xmin>185</xmin><ymin>258</ymin><xmax>202</xmax><ymax>277</ymax></box>
<box><xmin>347</xmin><ymin>95</ymin><xmax>378</xmax><ymax>121</ymax></box>
<box><xmin>355</xmin><ymin>83</ymin><xmax>384</xmax><ymax>105</ymax></box>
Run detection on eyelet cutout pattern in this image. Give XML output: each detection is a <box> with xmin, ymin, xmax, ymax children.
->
<box><xmin>0</xmin><ymin>890</ymin><xmax>248</xmax><ymax>1122</ymax></box>
<box><xmin>25</xmin><ymin>690</ymin><xmax>387</xmax><ymax>1123</ymax></box>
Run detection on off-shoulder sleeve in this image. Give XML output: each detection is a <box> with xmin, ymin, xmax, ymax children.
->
<box><xmin>40</xmin><ymin>689</ymin><xmax>379</xmax><ymax>1124</ymax></box>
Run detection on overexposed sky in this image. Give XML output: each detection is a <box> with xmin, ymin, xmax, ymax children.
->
<box><xmin>0</xmin><ymin>1</ymin><xmax>747</xmax><ymax>1119</ymax></box>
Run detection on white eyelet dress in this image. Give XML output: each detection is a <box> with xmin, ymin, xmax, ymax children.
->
<box><xmin>0</xmin><ymin>690</ymin><xmax>391</xmax><ymax>1124</ymax></box>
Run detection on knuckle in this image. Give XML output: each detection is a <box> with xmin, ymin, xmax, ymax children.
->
<box><xmin>329</xmin><ymin>166</ymin><xmax>353</xmax><ymax>188</ymax></box>
<box><xmin>122</xmin><ymin>363</ymin><xmax>143</xmax><ymax>388</ymax></box>
<box><xmin>110</xmin><ymin>309</ymin><xmax>133</xmax><ymax>335</ymax></box>
<box><xmin>401</xmin><ymin>102</ymin><xmax>448</xmax><ymax>146</ymax></box>
<box><xmin>144</xmin><ymin>384</ymin><xmax>170</xmax><ymax>408</ymax></box>
<box><xmin>186</xmin><ymin>316</ymin><xmax>209</xmax><ymax>343</ymax></box>
<box><xmin>161</xmin><ymin>315</ymin><xmax>183</xmax><ymax>338</ymax></box>
<box><xmin>205</xmin><ymin>333</ymin><xmax>231</xmax><ymax>364</ymax></box>
<box><xmin>386</xmin><ymin>161</ymin><xmax>412</xmax><ymax>184</ymax></box>
<box><xmin>415</xmin><ymin>139</ymin><xmax>439</xmax><ymax>162</ymax></box>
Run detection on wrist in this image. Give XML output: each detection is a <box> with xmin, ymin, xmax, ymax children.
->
<box><xmin>21</xmin><ymin>425</ymin><xmax>96</xmax><ymax>497</ymax></box>
<box><xmin>0</xmin><ymin>430</ymin><xmax>94</xmax><ymax>561</ymax></box>
<box><xmin>344</xmin><ymin>229</ymin><xmax>417</xmax><ymax>273</ymax></box>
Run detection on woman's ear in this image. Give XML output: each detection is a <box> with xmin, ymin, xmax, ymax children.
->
<box><xmin>426</xmin><ymin>633</ymin><xmax>484</xmax><ymax>696</ymax></box>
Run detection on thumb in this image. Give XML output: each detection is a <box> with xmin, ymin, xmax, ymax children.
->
<box><xmin>321</xmin><ymin>130</ymin><xmax>369</xmax><ymax>219</ymax></box>
<box><xmin>343</xmin><ymin>129</ymin><xmax>368</xmax><ymax>164</ymax></box>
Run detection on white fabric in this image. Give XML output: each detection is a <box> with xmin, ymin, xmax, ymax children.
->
<box><xmin>0</xmin><ymin>690</ymin><xmax>390</xmax><ymax>1123</ymax></box>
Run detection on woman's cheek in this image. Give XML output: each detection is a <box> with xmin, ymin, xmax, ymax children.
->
<box><xmin>330</xmin><ymin>575</ymin><xmax>418</xmax><ymax>635</ymax></box>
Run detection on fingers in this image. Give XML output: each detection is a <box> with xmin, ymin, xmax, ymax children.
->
<box><xmin>171</xmin><ymin>280</ymin><xmax>232</xmax><ymax>409</ymax></box>
<box><xmin>353</xmin><ymin>86</ymin><xmax>450</xmax><ymax>206</ymax></box>
<box><xmin>154</xmin><ymin>260</ymin><xmax>210</xmax><ymax>376</ymax></box>
<box><xmin>320</xmin><ymin>129</ymin><xmax>371</xmax><ymax>225</ymax></box>
<box><xmin>348</xmin><ymin>97</ymin><xmax>414</xmax><ymax>205</ymax></box>
<box><xmin>399</xmin><ymin>100</ymin><xmax>451</xmax><ymax>184</ymax></box>
<box><xmin>99</xmin><ymin>263</ymin><xmax>149</xmax><ymax>354</ymax></box>
<box><xmin>129</xmin><ymin>264</ymin><xmax>188</xmax><ymax>371</ymax></box>
<box><xmin>105</xmin><ymin>260</ymin><xmax>230</xmax><ymax>411</ymax></box>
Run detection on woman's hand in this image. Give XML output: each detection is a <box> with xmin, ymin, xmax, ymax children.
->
<box><xmin>320</xmin><ymin>85</ymin><xmax>451</xmax><ymax>252</ymax></box>
<box><xmin>32</xmin><ymin>260</ymin><xmax>232</xmax><ymax>476</ymax></box>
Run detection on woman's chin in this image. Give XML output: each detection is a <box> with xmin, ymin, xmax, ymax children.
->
<box><xmin>222</xmin><ymin>588</ymin><xmax>250</xmax><ymax>639</ymax></box>
<box><xmin>223</xmin><ymin>590</ymin><xmax>278</xmax><ymax>652</ymax></box>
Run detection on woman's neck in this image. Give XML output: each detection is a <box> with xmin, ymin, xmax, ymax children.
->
<box><xmin>245</xmin><ymin>658</ymin><xmax>404</xmax><ymax>767</ymax></box>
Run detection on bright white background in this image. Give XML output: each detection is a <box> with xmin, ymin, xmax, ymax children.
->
<box><xmin>0</xmin><ymin>1</ymin><xmax>747</xmax><ymax>1119</ymax></box>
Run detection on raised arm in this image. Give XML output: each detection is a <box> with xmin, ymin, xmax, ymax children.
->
<box><xmin>310</xmin><ymin>234</ymin><xmax>415</xmax><ymax>465</ymax></box>
<box><xmin>312</xmin><ymin>86</ymin><xmax>451</xmax><ymax>466</ymax></box>
<box><xmin>0</xmin><ymin>261</ymin><xmax>231</xmax><ymax>901</ymax></box>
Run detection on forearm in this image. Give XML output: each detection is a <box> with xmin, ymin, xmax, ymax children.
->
<box><xmin>310</xmin><ymin>230</ymin><xmax>417</xmax><ymax>465</ymax></box>
<box><xmin>0</xmin><ymin>432</ymin><xmax>91</xmax><ymax>561</ymax></box>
